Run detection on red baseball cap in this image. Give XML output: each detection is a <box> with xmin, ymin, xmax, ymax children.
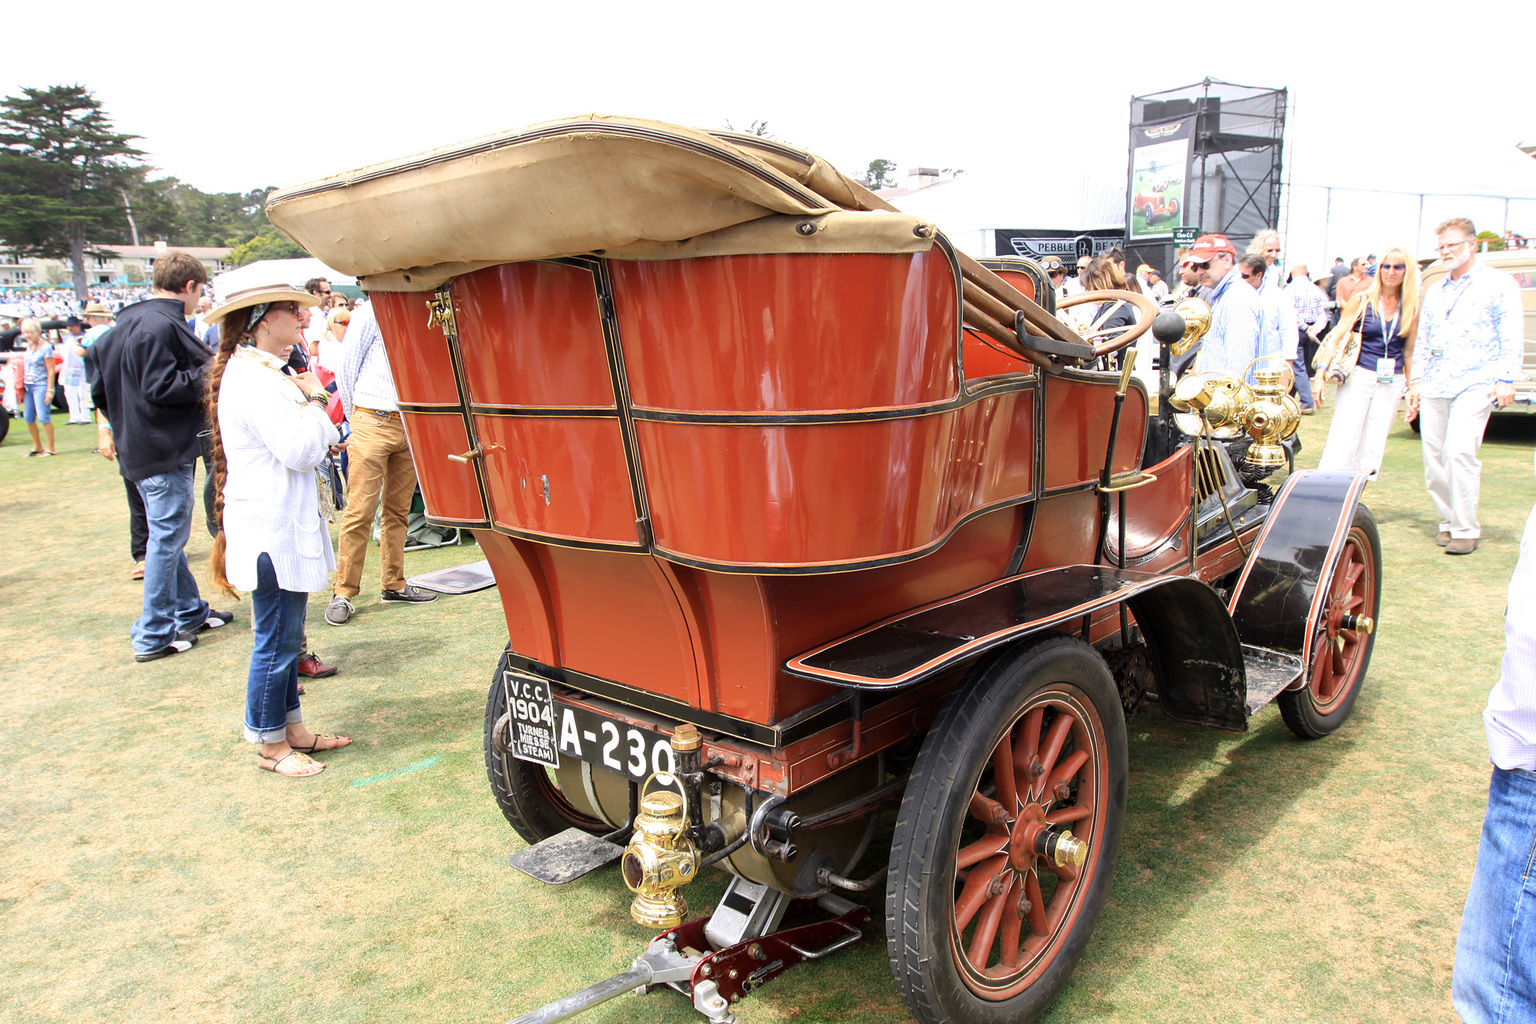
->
<box><xmin>1185</xmin><ymin>234</ymin><xmax>1236</xmax><ymax>262</ymax></box>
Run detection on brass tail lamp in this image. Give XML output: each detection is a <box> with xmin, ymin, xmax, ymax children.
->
<box><xmin>622</xmin><ymin>725</ymin><xmax>705</xmax><ymax>929</ymax></box>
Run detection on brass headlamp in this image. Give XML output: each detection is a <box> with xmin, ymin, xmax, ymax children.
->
<box><xmin>622</xmin><ymin>772</ymin><xmax>701</xmax><ymax>929</ymax></box>
<box><xmin>1169</xmin><ymin>357</ymin><xmax>1300</xmax><ymax>468</ymax></box>
<box><xmin>1169</xmin><ymin>297</ymin><xmax>1211</xmax><ymax>357</ymax></box>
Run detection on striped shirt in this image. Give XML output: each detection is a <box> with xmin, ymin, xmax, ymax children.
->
<box><xmin>1196</xmin><ymin>266</ymin><xmax>1264</xmax><ymax>378</ymax></box>
<box><xmin>338</xmin><ymin>301</ymin><xmax>399</xmax><ymax>419</ymax></box>
<box><xmin>1413</xmin><ymin>261</ymin><xmax>1523</xmax><ymax>399</ymax></box>
<box><xmin>1487</xmin><ymin>491</ymin><xmax>1536</xmax><ymax>770</ymax></box>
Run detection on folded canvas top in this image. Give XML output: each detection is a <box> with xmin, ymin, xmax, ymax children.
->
<box><xmin>266</xmin><ymin>115</ymin><xmax>938</xmax><ymax>291</ymax></box>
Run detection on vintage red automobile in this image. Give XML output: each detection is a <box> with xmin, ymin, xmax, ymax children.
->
<box><xmin>270</xmin><ymin>116</ymin><xmax>1378</xmax><ymax>1024</ymax></box>
<box><xmin>1134</xmin><ymin>182</ymin><xmax>1181</xmax><ymax>226</ymax></box>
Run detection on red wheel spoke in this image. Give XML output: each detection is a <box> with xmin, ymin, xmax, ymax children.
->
<box><xmin>967</xmin><ymin>879</ymin><xmax>1011</xmax><ymax>969</ymax></box>
<box><xmin>1014</xmin><ymin>707</ymin><xmax>1043</xmax><ymax>773</ymax></box>
<box><xmin>994</xmin><ymin>731</ymin><xmax>1019</xmax><ymax>816</ymax></box>
<box><xmin>999</xmin><ymin>874</ymin><xmax>1025</xmax><ymax>968</ymax></box>
<box><xmin>1024</xmin><ymin>868</ymin><xmax>1049</xmax><ymax>936</ymax></box>
<box><xmin>1045</xmin><ymin>804</ymin><xmax>1091</xmax><ymax>825</ymax></box>
<box><xmin>1046</xmin><ymin>749</ymin><xmax>1089</xmax><ymax>794</ymax></box>
<box><xmin>1045</xmin><ymin>861</ymin><xmax>1079</xmax><ymax>882</ymax></box>
<box><xmin>969</xmin><ymin>792</ymin><xmax>1008</xmax><ymax>831</ymax></box>
<box><xmin>955</xmin><ymin>853</ymin><xmax>1008</xmax><ymax>931</ymax></box>
<box><xmin>1033</xmin><ymin>714</ymin><xmax>1074</xmax><ymax>799</ymax></box>
<box><xmin>957</xmin><ymin>833</ymin><xmax>1010</xmax><ymax>870</ymax></box>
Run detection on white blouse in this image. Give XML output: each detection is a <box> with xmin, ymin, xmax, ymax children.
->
<box><xmin>217</xmin><ymin>346</ymin><xmax>341</xmax><ymax>593</ymax></box>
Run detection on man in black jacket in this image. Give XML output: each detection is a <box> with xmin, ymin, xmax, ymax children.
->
<box><xmin>91</xmin><ymin>252</ymin><xmax>231</xmax><ymax>661</ymax></box>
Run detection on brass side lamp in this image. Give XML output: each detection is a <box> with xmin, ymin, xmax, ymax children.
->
<box><xmin>1168</xmin><ymin>356</ymin><xmax>1300</xmax><ymax>468</ymax></box>
<box><xmin>622</xmin><ymin>773</ymin><xmax>701</xmax><ymax>928</ymax></box>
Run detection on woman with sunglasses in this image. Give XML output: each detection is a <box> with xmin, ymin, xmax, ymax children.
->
<box><xmin>203</xmin><ymin>282</ymin><xmax>353</xmax><ymax>777</ymax></box>
<box><xmin>1316</xmin><ymin>246</ymin><xmax>1420</xmax><ymax>477</ymax></box>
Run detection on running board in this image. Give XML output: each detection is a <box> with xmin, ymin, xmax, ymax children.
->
<box><xmin>509</xmin><ymin>827</ymin><xmax>624</xmax><ymax>885</ymax></box>
<box><xmin>407</xmin><ymin>559</ymin><xmax>496</xmax><ymax>594</ymax></box>
<box><xmin>1242</xmin><ymin>644</ymin><xmax>1304</xmax><ymax>715</ymax></box>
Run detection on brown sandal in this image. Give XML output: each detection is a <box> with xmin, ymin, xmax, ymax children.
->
<box><xmin>257</xmin><ymin>750</ymin><xmax>325</xmax><ymax>777</ymax></box>
<box><xmin>289</xmin><ymin>733</ymin><xmax>351</xmax><ymax>754</ymax></box>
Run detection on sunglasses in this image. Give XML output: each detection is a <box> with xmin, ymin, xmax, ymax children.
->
<box><xmin>267</xmin><ymin>303</ymin><xmax>302</xmax><ymax>316</ymax></box>
<box><xmin>1436</xmin><ymin>239</ymin><xmax>1471</xmax><ymax>253</ymax></box>
<box><xmin>1379</xmin><ymin>262</ymin><xmax>1407</xmax><ymax>271</ymax></box>
<box><xmin>1186</xmin><ymin>260</ymin><xmax>1210</xmax><ymax>270</ymax></box>
<box><xmin>1048</xmin><ymin>270</ymin><xmax>1066</xmax><ymax>276</ymax></box>
<box><xmin>1240</xmin><ymin>272</ymin><xmax>1260</xmax><ymax>281</ymax></box>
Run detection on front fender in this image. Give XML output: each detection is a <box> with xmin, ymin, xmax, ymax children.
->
<box><xmin>1227</xmin><ymin>469</ymin><xmax>1371</xmax><ymax>657</ymax></box>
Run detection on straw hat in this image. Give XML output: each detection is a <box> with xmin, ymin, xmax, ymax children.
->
<box><xmin>205</xmin><ymin>280</ymin><xmax>319</xmax><ymax>328</ymax></box>
<box><xmin>82</xmin><ymin>302</ymin><xmax>113</xmax><ymax>318</ymax></box>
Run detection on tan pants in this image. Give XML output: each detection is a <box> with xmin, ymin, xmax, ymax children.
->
<box><xmin>333</xmin><ymin>409</ymin><xmax>418</xmax><ymax>598</ymax></box>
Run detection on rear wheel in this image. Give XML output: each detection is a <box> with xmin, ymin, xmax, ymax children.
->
<box><xmin>1279</xmin><ymin>504</ymin><xmax>1381</xmax><ymax>738</ymax></box>
<box><xmin>887</xmin><ymin>636</ymin><xmax>1127</xmax><ymax>1024</ymax></box>
<box><xmin>483</xmin><ymin>649</ymin><xmax>606</xmax><ymax>844</ymax></box>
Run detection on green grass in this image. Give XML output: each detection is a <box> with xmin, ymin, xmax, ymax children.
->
<box><xmin>2</xmin><ymin>401</ymin><xmax>1532</xmax><ymax>1024</ymax></box>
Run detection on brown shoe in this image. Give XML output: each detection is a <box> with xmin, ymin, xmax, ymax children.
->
<box><xmin>1435</xmin><ymin>531</ymin><xmax>1451</xmax><ymax>547</ymax></box>
<box><xmin>1445</xmin><ymin>538</ymin><xmax>1479</xmax><ymax>555</ymax></box>
<box><xmin>297</xmin><ymin>652</ymin><xmax>338</xmax><ymax>678</ymax></box>
<box><xmin>131</xmin><ymin>560</ymin><xmax>146</xmax><ymax>580</ymax></box>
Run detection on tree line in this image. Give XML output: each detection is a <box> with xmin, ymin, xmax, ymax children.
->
<box><xmin>0</xmin><ymin>84</ymin><xmax>304</xmax><ymax>297</ymax></box>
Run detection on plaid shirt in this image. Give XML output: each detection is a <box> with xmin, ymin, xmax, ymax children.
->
<box><xmin>1286</xmin><ymin>277</ymin><xmax>1330</xmax><ymax>331</ymax></box>
<box><xmin>1414</xmin><ymin>262</ymin><xmax>1524</xmax><ymax>399</ymax></box>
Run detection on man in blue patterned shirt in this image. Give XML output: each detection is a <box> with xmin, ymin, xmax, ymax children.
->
<box><xmin>1407</xmin><ymin>217</ymin><xmax>1523</xmax><ymax>556</ymax></box>
<box><xmin>1189</xmin><ymin>234</ymin><xmax>1264</xmax><ymax>380</ymax></box>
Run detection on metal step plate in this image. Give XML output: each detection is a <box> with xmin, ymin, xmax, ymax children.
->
<box><xmin>1242</xmin><ymin>643</ymin><xmax>1305</xmax><ymax>715</ymax></box>
<box><xmin>509</xmin><ymin>827</ymin><xmax>623</xmax><ymax>885</ymax></box>
<box><xmin>407</xmin><ymin>559</ymin><xmax>496</xmax><ymax>595</ymax></box>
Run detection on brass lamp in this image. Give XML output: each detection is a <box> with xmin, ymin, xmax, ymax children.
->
<box><xmin>1169</xmin><ymin>297</ymin><xmax>1211</xmax><ymax>357</ymax></box>
<box><xmin>1242</xmin><ymin>362</ymin><xmax>1302</xmax><ymax>468</ymax></box>
<box><xmin>622</xmin><ymin>774</ymin><xmax>701</xmax><ymax>929</ymax></box>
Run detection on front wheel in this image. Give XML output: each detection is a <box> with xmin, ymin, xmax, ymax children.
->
<box><xmin>1278</xmin><ymin>504</ymin><xmax>1381</xmax><ymax>738</ymax></box>
<box><xmin>483</xmin><ymin>649</ymin><xmax>607</xmax><ymax>844</ymax></box>
<box><xmin>887</xmin><ymin>636</ymin><xmax>1127</xmax><ymax>1024</ymax></box>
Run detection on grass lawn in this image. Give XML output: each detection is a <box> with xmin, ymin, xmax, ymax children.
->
<box><xmin>2</xmin><ymin>399</ymin><xmax>1532</xmax><ymax>1024</ymax></box>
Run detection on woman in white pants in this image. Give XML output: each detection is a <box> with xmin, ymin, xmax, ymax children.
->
<box><xmin>1317</xmin><ymin>247</ymin><xmax>1419</xmax><ymax>478</ymax></box>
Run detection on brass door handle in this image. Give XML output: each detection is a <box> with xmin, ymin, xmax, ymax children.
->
<box><xmin>448</xmin><ymin>447</ymin><xmax>482</xmax><ymax>464</ymax></box>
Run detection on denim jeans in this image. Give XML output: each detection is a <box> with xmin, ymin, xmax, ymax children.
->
<box><xmin>1291</xmin><ymin>332</ymin><xmax>1315</xmax><ymax>411</ymax></box>
<box><xmin>22</xmin><ymin>382</ymin><xmax>51</xmax><ymax>424</ymax></box>
<box><xmin>244</xmin><ymin>552</ymin><xmax>307</xmax><ymax>744</ymax></box>
<box><xmin>129</xmin><ymin>462</ymin><xmax>210</xmax><ymax>654</ymax></box>
<box><xmin>1453</xmin><ymin>766</ymin><xmax>1536</xmax><ymax>1024</ymax></box>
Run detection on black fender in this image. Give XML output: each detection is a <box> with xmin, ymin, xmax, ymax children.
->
<box><xmin>1227</xmin><ymin>470</ymin><xmax>1371</xmax><ymax>658</ymax></box>
<box><xmin>1123</xmin><ymin>578</ymin><xmax>1248</xmax><ymax>731</ymax></box>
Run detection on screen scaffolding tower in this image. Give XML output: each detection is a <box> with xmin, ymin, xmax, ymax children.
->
<box><xmin>1127</xmin><ymin>78</ymin><xmax>1286</xmax><ymax>281</ymax></box>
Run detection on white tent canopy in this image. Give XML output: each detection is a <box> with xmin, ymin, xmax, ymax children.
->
<box><xmin>210</xmin><ymin>257</ymin><xmax>355</xmax><ymax>304</ymax></box>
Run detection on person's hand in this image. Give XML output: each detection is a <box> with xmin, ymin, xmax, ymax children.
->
<box><xmin>1495</xmin><ymin>381</ymin><xmax>1516</xmax><ymax>409</ymax></box>
<box><xmin>329</xmin><ymin>442</ymin><xmax>347</xmax><ymax>455</ymax></box>
<box><xmin>97</xmin><ymin>425</ymin><xmax>116</xmax><ymax>461</ymax></box>
<box><xmin>1405</xmin><ymin>383</ymin><xmax>1420</xmax><ymax>422</ymax></box>
<box><xmin>1314</xmin><ymin>379</ymin><xmax>1326</xmax><ymax>403</ymax></box>
<box><xmin>291</xmin><ymin>370</ymin><xmax>323</xmax><ymax>394</ymax></box>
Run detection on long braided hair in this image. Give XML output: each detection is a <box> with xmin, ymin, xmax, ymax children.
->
<box><xmin>205</xmin><ymin>310</ymin><xmax>260</xmax><ymax>600</ymax></box>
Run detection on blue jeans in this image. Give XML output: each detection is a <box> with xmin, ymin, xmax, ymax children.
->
<box><xmin>1454</xmin><ymin>766</ymin><xmax>1536</xmax><ymax>1024</ymax></box>
<box><xmin>130</xmin><ymin>463</ymin><xmax>209</xmax><ymax>654</ymax></box>
<box><xmin>1291</xmin><ymin>331</ymin><xmax>1315</xmax><ymax>410</ymax></box>
<box><xmin>22</xmin><ymin>382</ymin><xmax>51</xmax><ymax>423</ymax></box>
<box><xmin>244</xmin><ymin>553</ymin><xmax>307</xmax><ymax>744</ymax></box>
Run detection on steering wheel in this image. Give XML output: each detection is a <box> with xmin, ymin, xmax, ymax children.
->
<box><xmin>1055</xmin><ymin>289</ymin><xmax>1160</xmax><ymax>357</ymax></box>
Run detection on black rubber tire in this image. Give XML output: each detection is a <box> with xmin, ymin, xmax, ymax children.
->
<box><xmin>1168</xmin><ymin>199</ymin><xmax>1180</xmax><ymax>218</ymax></box>
<box><xmin>483</xmin><ymin>649</ymin><xmax>607</xmax><ymax>844</ymax></box>
<box><xmin>0</xmin><ymin>404</ymin><xmax>9</xmax><ymax>444</ymax></box>
<box><xmin>886</xmin><ymin>636</ymin><xmax>1127</xmax><ymax>1024</ymax></box>
<box><xmin>1144</xmin><ymin>204</ymin><xmax>1156</xmax><ymax>225</ymax></box>
<box><xmin>1279</xmin><ymin>504</ymin><xmax>1381</xmax><ymax>739</ymax></box>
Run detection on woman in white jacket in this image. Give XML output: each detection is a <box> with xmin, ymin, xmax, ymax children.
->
<box><xmin>204</xmin><ymin>282</ymin><xmax>352</xmax><ymax>778</ymax></box>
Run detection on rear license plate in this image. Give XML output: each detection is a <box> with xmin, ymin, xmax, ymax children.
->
<box><xmin>554</xmin><ymin>702</ymin><xmax>678</xmax><ymax>786</ymax></box>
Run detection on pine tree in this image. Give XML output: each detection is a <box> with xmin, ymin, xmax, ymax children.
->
<box><xmin>0</xmin><ymin>85</ymin><xmax>144</xmax><ymax>300</ymax></box>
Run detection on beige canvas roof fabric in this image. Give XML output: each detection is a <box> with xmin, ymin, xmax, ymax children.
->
<box><xmin>266</xmin><ymin>115</ymin><xmax>936</xmax><ymax>291</ymax></box>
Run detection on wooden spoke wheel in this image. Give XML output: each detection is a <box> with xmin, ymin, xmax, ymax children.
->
<box><xmin>1279</xmin><ymin>504</ymin><xmax>1382</xmax><ymax>739</ymax></box>
<box><xmin>887</xmin><ymin>637</ymin><xmax>1127</xmax><ymax>1024</ymax></box>
<box><xmin>482</xmin><ymin>649</ymin><xmax>606</xmax><ymax>843</ymax></box>
<box><xmin>1055</xmin><ymin>289</ymin><xmax>1159</xmax><ymax>358</ymax></box>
